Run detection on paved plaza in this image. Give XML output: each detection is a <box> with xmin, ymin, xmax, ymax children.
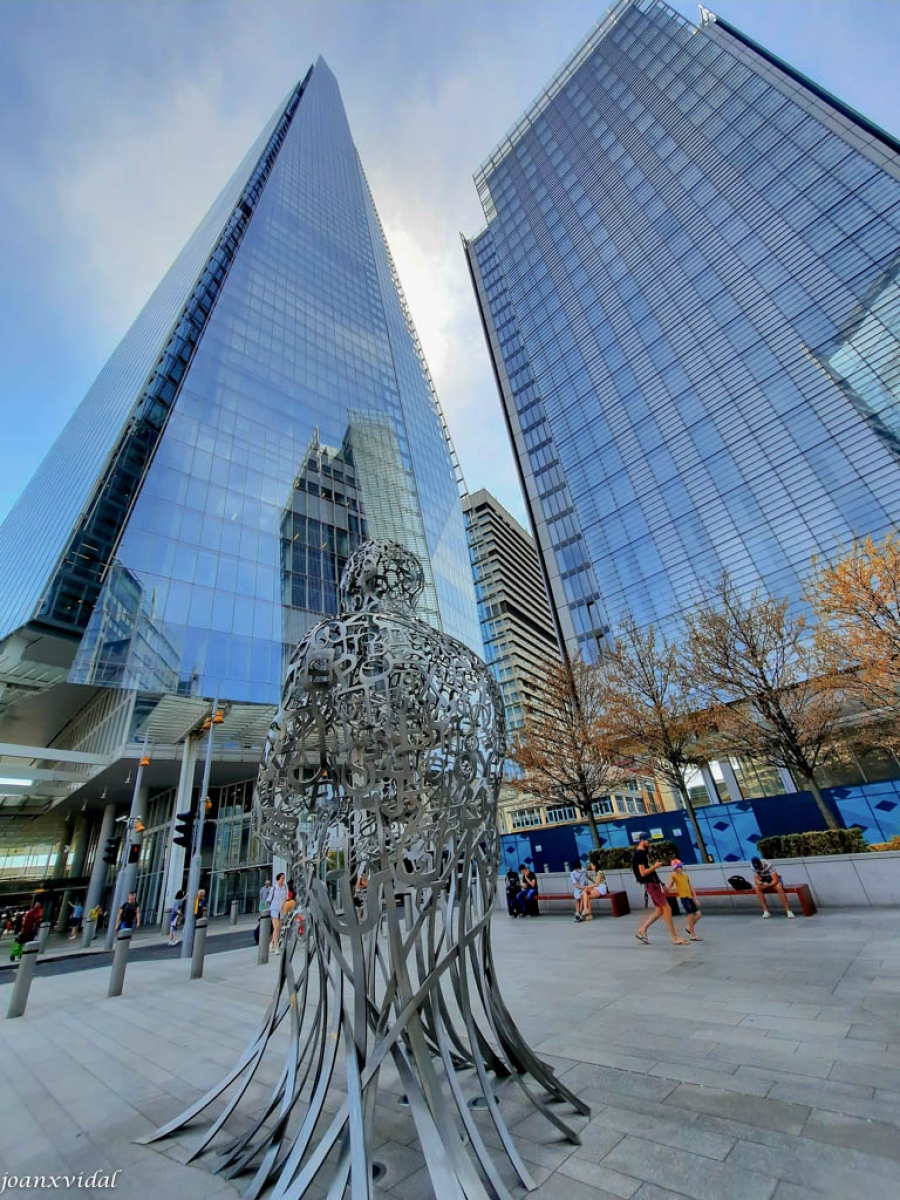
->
<box><xmin>1</xmin><ymin>907</ymin><xmax>899</xmax><ymax>1199</ymax></box>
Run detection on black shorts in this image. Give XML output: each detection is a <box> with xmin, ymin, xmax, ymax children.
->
<box><xmin>680</xmin><ymin>898</ymin><xmax>698</xmax><ymax>915</ymax></box>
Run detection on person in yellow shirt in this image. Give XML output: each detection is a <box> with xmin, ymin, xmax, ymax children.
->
<box><xmin>667</xmin><ymin>860</ymin><xmax>702</xmax><ymax>941</ymax></box>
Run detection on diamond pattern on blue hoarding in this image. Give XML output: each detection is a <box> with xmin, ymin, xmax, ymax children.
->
<box><xmin>875</xmin><ymin>801</ymin><xmax>898</xmax><ymax>812</ymax></box>
<box><xmin>713</xmin><ymin>821</ymin><xmax>729</xmax><ymax>832</ymax></box>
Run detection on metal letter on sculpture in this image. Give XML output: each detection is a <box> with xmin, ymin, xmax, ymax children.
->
<box><xmin>142</xmin><ymin>540</ymin><xmax>588</xmax><ymax>1197</ymax></box>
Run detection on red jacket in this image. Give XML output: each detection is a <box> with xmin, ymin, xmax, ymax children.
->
<box><xmin>19</xmin><ymin>906</ymin><xmax>42</xmax><ymax>942</ymax></box>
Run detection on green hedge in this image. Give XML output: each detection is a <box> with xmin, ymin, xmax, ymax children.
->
<box><xmin>755</xmin><ymin>828</ymin><xmax>868</xmax><ymax>859</ymax></box>
<box><xmin>587</xmin><ymin>841</ymin><xmax>679</xmax><ymax>871</ymax></box>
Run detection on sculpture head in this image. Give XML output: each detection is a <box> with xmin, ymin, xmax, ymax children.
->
<box><xmin>339</xmin><ymin>540</ymin><xmax>424</xmax><ymax>615</ymax></box>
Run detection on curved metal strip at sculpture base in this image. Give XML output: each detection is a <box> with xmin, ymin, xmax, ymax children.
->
<box><xmin>140</xmin><ymin>844</ymin><xmax>588</xmax><ymax>1199</ymax></box>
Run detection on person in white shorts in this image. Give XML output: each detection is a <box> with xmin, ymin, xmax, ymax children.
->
<box><xmin>270</xmin><ymin>872</ymin><xmax>288</xmax><ymax>952</ymax></box>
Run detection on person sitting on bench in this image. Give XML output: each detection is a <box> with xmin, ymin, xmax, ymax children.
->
<box><xmin>516</xmin><ymin>864</ymin><xmax>539</xmax><ymax>916</ymax></box>
<box><xmin>751</xmin><ymin>856</ymin><xmax>795</xmax><ymax>919</ymax></box>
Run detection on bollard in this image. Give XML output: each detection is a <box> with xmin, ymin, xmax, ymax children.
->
<box><xmin>257</xmin><ymin>915</ymin><xmax>271</xmax><ymax>965</ymax></box>
<box><xmin>82</xmin><ymin>918</ymin><xmax>96</xmax><ymax>949</ymax></box>
<box><xmin>108</xmin><ymin>928</ymin><xmax>132</xmax><ymax>997</ymax></box>
<box><xmin>37</xmin><ymin>922</ymin><xmax>51</xmax><ymax>953</ymax></box>
<box><xmin>191</xmin><ymin>918</ymin><xmax>208</xmax><ymax>980</ymax></box>
<box><xmin>7</xmin><ymin>941</ymin><xmax>40</xmax><ymax>1019</ymax></box>
<box><xmin>230</xmin><ymin>899</ymin><xmax>239</xmax><ymax>926</ymax></box>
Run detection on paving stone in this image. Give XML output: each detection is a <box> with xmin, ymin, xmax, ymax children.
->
<box><xmin>557</xmin><ymin>1154</ymin><xmax>642</xmax><ymax>1197</ymax></box>
<box><xmin>738</xmin><ymin>1014</ymin><xmax>852</xmax><ymax>1041</ymax></box>
<box><xmin>603</xmin><ymin>1134</ymin><xmax>778</xmax><ymax>1200</ymax></box>
<box><xmin>648</xmin><ymin>1060</ymin><xmax>771</xmax><ymax>1094</ymax></box>
<box><xmin>593</xmin><ymin>1104</ymin><xmax>734</xmax><ymax>1161</ymax></box>
<box><xmin>802</xmin><ymin>1107</ymin><xmax>900</xmax><ymax>1163</ymax></box>
<box><xmin>566</xmin><ymin>1119</ymin><xmax>627</xmax><ymax>1164</ymax></box>
<box><xmin>828</xmin><ymin>1058</ymin><xmax>900</xmax><ymax>1092</ymax></box>
<box><xmin>666</xmin><ymin>1083</ymin><xmax>811</xmax><ymax>1134</ymax></box>
<box><xmin>767</xmin><ymin>1078</ymin><xmax>900</xmax><ymax>1123</ymax></box>
<box><xmin>771</xmin><ymin>1181</ymin><xmax>839</xmax><ymax>1200</ymax></box>
<box><xmin>727</xmin><ymin>1137</ymin><xmax>899</xmax><ymax>1199</ymax></box>
<box><xmin>530</xmin><ymin>1174</ymin><xmax>624</xmax><ymax>1200</ymax></box>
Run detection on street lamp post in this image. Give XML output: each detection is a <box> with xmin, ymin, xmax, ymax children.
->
<box><xmin>181</xmin><ymin>690</ymin><xmax>220</xmax><ymax>958</ymax></box>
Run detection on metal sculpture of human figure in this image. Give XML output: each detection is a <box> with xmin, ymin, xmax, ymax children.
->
<box><xmin>144</xmin><ymin>539</ymin><xmax>587</xmax><ymax>1199</ymax></box>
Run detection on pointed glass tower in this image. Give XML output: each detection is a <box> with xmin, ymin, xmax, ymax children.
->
<box><xmin>0</xmin><ymin>59</ymin><xmax>479</xmax><ymax>705</ymax></box>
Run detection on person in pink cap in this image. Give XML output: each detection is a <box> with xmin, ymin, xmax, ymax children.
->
<box><xmin>667</xmin><ymin>859</ymin><xmax>703</xmax><ymax>942</ymax></box>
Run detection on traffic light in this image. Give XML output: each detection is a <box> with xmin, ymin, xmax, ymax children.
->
<box><xmin>102</xmin><ymin>837</ymin><xmax>120</xmax><ymax>866</ymax></box>
<box><xmin>202</xmin><ymin>709</ymin><xmax>225</xmax><ymax>730</ymax></box>
<box><xmin>173</xmin><ymin>811</ymin><xmax>194</xmax><ymax>850</ymax></box>
<box><xmin>127</xmin><ymin>843</ymin><xmax>141</xmax><ymax>865</ymax></box>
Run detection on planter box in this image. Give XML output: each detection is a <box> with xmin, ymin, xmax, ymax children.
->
<box><xmin>523</xmin><ymin>851</ymin><xmax>900</xmax><ymax>910</ymax></box>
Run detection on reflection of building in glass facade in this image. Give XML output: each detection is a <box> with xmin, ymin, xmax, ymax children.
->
<box><xmin>73</xmin><ymin>564</ymin><xmax>181</xmax><ymax>693</ymax></box>
<box><xmin>0</xmin><ymin>58</ymin><xmax>478</xmax><ymax>926</ymax></box>
<box><xmin>465</xmin><ymin>0</ymin><xmax>900</xmax><ymax>662</ymax></box>
<box><xmin>278</xmin><ymin>428</ymin><xmax>367</xmax><ymax>656</ymax></box>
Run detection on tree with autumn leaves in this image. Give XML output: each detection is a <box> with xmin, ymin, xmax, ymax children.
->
<box><xmin>685</xmin><ymin>574</ymin><xmax>844</xmax><ymax>831</ymax></box>
<box><xmin>598</xmin><ymin>615</ymin><xmax>712</xmax><ymax>862</ymax></box>
<box><xmin>512</xmin><ymin>535</ymin><xmax>900</xmax><ymax>849</ymax></box>
<box><xmin>510</xmin><ymin>656</ymin><xmax>623</xmax><ymax>851</ymax></box>
<box><xmin>808</xmin><ymin>533</ymin><xmax>900</xmax><ymax>727</ymax></box>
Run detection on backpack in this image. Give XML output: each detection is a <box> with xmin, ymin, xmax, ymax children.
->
<box><xmin>728</xmin><ymin>874</ymin><xmax>753</xmax><ymax>891</ymax></box>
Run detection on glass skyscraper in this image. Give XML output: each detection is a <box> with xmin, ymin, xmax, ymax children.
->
<box><xmin>0</xmin><ymin>57</ymin><xmax>478</xmax><ymax>710</ymax></box>
<box><xmin>465</xmin><ymin>0</ymin><xmax>900</xmax><ymax>658</ymax></box>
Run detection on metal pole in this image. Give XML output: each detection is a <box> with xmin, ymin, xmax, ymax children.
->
<box><xmin>81</xmin><ymin>918</ymin><xmax>96</xmax><ymax>949</ymax></box>
<box><xmin>257</xmin><ymin>915</ymin><xmax>271</xmax><ymax>965</ymax></box>
<box><xmin>190</xmin><ymin>917</ymin><xmax>208</xmax><ymax>980</ymax></box>
<box><xmin>84</xmin><ymin>802</ymin><xmax>116</xmax><ymax>919</ymax></box>
<box><xmin>7</xmin><ymin>942</ymin><xmax>40</xmax><ymax>1019</ymax></box>
<box><xmin>105</xmin><ymin>734</ymin><xmax>150</xmax><ymax>950</ymax></box>
<box><xmin>37</xmin><ymin>922</ymin><xmax>51</xmax><ymax>953</ymax></box>
<box><xmin>182</xmin><ymin>689</ymin><xmax>218</xmax><ymax>959</ymax></box>
<box><xmin>230</xmin><ymin>899</ymin><xmax>239</xmax><ymax>926</ymax></box>
<box><xmin>157</xmin><ymin>735</ymin><xmax>199</xmax><ymax>926</ymax></box>
<box><xmin>108</xmin><ymin>929</ymin><xmax>132</xmax><ymax>998</ymax></box>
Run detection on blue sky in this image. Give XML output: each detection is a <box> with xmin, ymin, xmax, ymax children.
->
<box><xmin>1</xmin><ymin>0</ymin><xmax>899</xmax><ymax>529</ymax></box>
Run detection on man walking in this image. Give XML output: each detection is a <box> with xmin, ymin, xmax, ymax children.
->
<box><xmin>258</xmin><ymin>878</ymin><xmax>273</xmax><ymax>914</ymax></box>
<box><xmin>116</xmin><ymin>892</ymin><xmax>140</xmax><ymax>933</ymax></box>
<box><xmin>632</xmin><ymin>835</ymin><xmax>687</xmax><ymax>946</ymax></box>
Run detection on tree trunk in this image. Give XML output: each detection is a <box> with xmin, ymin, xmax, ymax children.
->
<box><xmin>803</xmin><ymin>772</ymin><xmax>839</xmax><ymax>831</ymax></box>
<box><xmin>675</xmin><ymin>777</ymin><xmax>712</xmax><ymax>864</ymax></box>
<box><xmin>583</xmin><ymin>799</ymin><xmax>602</xmax><ymax>851</ymax></box>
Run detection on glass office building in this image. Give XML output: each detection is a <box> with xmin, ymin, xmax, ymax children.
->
<box><xmin>465</xmin><ymin>0</ymin><xmax>900</xmax><ymax>658</ymax></box>
<box><xmin>0</xmin><ymin>57</ymin><xmax>479</xmax><ymax>708</ymax></box>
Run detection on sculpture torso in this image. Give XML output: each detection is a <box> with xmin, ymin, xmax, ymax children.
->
<box><xmin>255</xmin><ymin>540</ymin><xmax>506</xmax><ymax>881</ymax></box>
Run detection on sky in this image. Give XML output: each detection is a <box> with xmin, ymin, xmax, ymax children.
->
<box><xmin>1</xmin><ymin>0</ymin><xmax>899</xmax><ymax>531</ymax></box>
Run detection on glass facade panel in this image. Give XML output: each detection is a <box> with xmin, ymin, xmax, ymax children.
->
<box><xmin>466</xmin><ymin>0</ymin><xmax>900</xmax><ymax>654</ymax></box>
